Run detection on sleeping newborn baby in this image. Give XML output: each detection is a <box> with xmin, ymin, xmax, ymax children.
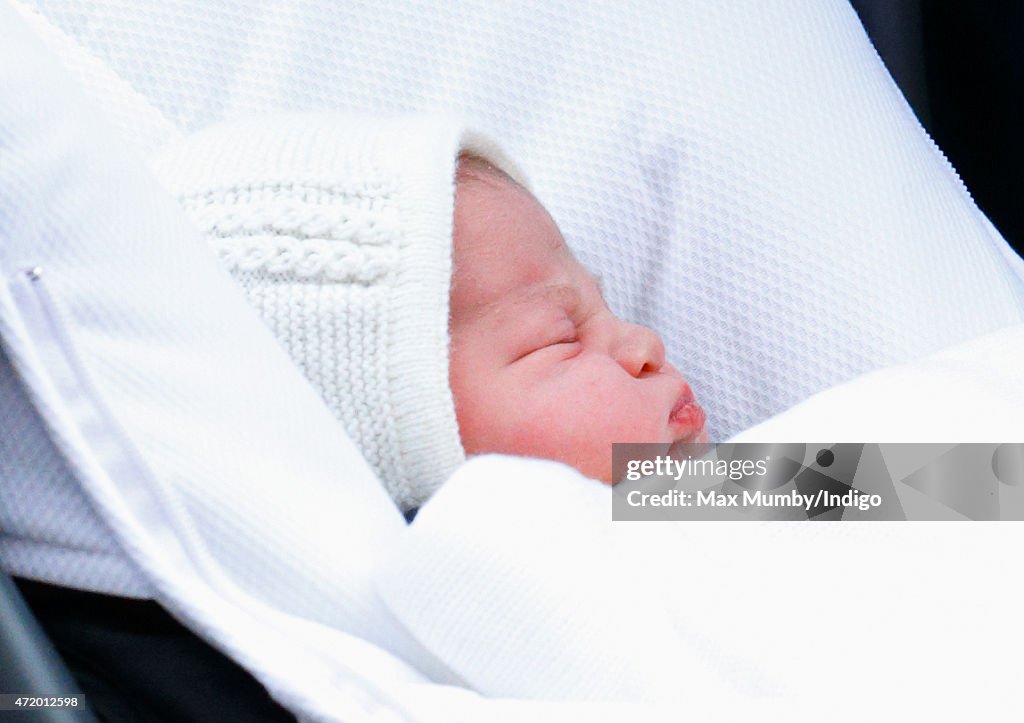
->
<box><xmin>450</xmin><ymin>155</ymin><xmax>706</xmax><ymax>483</ymax></box>
<box><xmin>153</xmin><ymin>114</ymin><xmax>706</xmax><ymax>510</ymax></box>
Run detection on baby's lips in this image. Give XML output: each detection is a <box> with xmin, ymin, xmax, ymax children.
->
<box><xmin>668</xmin><ymin>384</ymin><xmax>707</xmax><ymax>437</ymax></box>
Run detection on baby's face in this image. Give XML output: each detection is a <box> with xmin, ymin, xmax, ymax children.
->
<box><xmin>449</xmin><ymin>158</ymin><xmax>706</xmax><ymax>482</ymax></box>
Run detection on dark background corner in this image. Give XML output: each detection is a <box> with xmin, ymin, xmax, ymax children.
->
<box><xmin>849</xmin><ymin>0</ymin><xmax>1024</xmax><ymax>260</ymax></box>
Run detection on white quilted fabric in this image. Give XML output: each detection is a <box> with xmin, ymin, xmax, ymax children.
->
<box><xmin>0</xmin><ymin>345</ymin><xmax>154</xmax><ymax>596</ymax></box>
<box><xmin>5</xmin><ymin>2</ymin><xmax>1024</xmax><ymax>720</ymax></box>
<box><xmin>17</xmin><ymin>0</ymin><xmax>1024</xmax><ymax>439</ymax></box>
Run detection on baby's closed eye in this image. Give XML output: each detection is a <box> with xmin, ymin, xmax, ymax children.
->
<box><xmin>508</xmin><ymin>319</ymin><xmax>580</xmax><ymax>363</ymax></box>
<box><xmin>550</xmin><ymin>319</ymin><xmax>580</xmax><ymax>344</ymax></box>
<box><xmin>536</xmin><ymin>321</ymin><xmax>583</xmax><ymax>361</ymax></box>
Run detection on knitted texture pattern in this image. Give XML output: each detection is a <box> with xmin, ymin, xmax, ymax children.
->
<box><xmin>17</xmin><ymin>0</ymin><xmax>1024</xmax><ymax>444</ymax></box>
<box><xmin>153</xmin><ymin>114</ymin><xmax>518</xmax><ymax>510</ymax></box>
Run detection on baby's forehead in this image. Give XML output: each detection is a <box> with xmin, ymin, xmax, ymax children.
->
<box><xmin>452</xmin><ymin>153</ymin><xmax>605</xmax><ymax>315</ymax></box>
<box><xmin>455</xmin><ymin>152</ymin><xmax>519</xmax><ymax>190</ymax></box>
<box><xmin>512</xmin><ymin>280</ymin><xmax>584</xmax><ymax>312</ymax></box>
<box><xmin>467</xmin><ymin>263</ymin><xmax>606</xmax><ymax>329</ymax></box>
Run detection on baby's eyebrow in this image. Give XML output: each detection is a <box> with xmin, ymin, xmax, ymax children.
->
<box><xmin>476</xmin><ymin>282</ymin><xmax>591</xmax><ymax>324</ymax></box>
<box><xmin>528</xmin><ymin>283</ymin><xmax>582</xmax><ymax>311</ymax></box>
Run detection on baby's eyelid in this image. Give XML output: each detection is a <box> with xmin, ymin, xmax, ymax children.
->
<box><xmin>574</xmin><ymin>303</ymin><xmax>603</xmax><ymax>329</ymax></box>
<box><xmin>559</xmin><ymin>319</ymin><xmax>580</xmax><ymax>341</ymax></box>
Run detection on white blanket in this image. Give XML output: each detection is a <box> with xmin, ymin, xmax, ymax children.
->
<box><xmin>3</xmin><ymin>1</ymin><xmax>1024</xmax><ymax>721</ymax></box>
<box><xmin>733</xmin><ymin>323</ymin><xmax>1024</xmax><ymax>443</ymax></box>
<box><xmin>379</xmin><ymin>325</ymin><xmax>1024</xmax><ymax>719</ymax></box>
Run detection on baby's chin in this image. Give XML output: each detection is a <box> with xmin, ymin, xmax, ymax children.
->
<box><xmin>664</xmin><ymin>423</ymin><xmax>710</xmax><ymax>462</ymax></box>
<box><xmin>563</xmin><ymin>401</ymin><xmax>711</xmax><ymax>484</ymax></box>
<box><xmin>592</xmin><ymin>427</ymin><xmax>710</xmax><ymax>485</ymax></box>
<box><xmin>674</xmin><ymin>425</ymin><xmax>708</xmax><ymax>445</ymax></box>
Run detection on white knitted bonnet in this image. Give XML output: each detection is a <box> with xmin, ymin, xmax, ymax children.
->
<box><xmin>152</xmin><ymin>114</ymin><xmax>525</xmax><ymax>510</ymax></box>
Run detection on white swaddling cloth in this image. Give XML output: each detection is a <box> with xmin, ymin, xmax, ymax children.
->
<box><xmin>3</xmin><ymin>1</ymin><xmax>1024</xmax><ymax>721</ymax></box>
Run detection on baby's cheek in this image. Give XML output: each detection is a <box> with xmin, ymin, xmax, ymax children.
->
<box><xmin>603</xmin><ymin>404</ymin><xmax>658</xmax><ymax>442</ymax></box>
<box><xmin>593</xmin><ymin>382</ymin><xmax>669</xmax><ymax>443</ymax></box>
<box><xmin>451</xmin><ymin>366</ymin><xmax>515</xmax><ymax>455</ymax></box>
<box><xmin>456</xmin><ymin>370</ymin><xmax>563</xmax><ymax>458</ymax></box>
<box><xmin>497</xmin><ymin>387</ymin><xmax>592</xmax><ymax>462</ymax></box>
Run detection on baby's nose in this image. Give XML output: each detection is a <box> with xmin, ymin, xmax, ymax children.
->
<box><xmin>615</xmin><ymin>323</ymin><xmax>666</xmax><ymax>377</ymax></box>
